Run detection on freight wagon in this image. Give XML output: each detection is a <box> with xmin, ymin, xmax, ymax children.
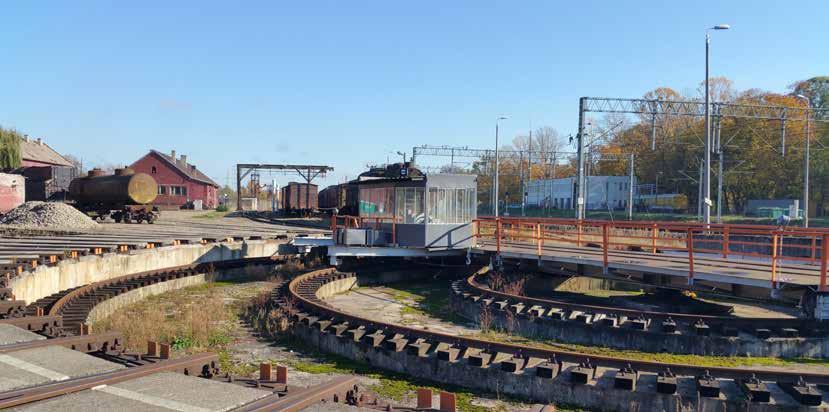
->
<box><xmin>280</xmin><ymin>182</ymin><xmax>318</xmax><ymax>213</ymax></box>
<box><xmin>68</xmin><ymin>168</ymin><xmax>160</xmax><ymax>223</ymax></box>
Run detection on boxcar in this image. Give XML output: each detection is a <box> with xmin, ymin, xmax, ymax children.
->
<box><xmin>280</xmin><ymin>182</ymin><xmax>318</xmax><ymax>212</ymax></box>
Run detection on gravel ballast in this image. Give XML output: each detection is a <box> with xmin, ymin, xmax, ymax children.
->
<box><xmin>0</xmin><ymin>201</ymin><xmax>98</xmax><ymax>230</ymax></box>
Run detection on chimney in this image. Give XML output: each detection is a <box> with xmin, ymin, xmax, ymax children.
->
<box><xmin>23</xmin><ymin>134</ymin><xmax>29</xmax><ymax>142</ymax></box>
<box><xmin>36</xmin><ymin>138</ymin><xmax>43</xmax><ymax>145</ymax></box>
<box><xmin>171</xmin><ymin>150</ymin><xmax>176</xmax><ymax>160</ymax></box>
<box><xmin>180</xmin><ymin>155</ymin><xmax>187</xmax><ymax>166</ymax></box>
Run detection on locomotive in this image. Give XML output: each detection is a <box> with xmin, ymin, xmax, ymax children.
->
<box><xmin>68</xmin><ymin>167</ymin><xmax>160</xmax><ymax>223</ymax></box>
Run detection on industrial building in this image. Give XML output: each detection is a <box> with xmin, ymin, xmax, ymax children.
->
<box><xmin>527</xmin><ymin>176</ymin><xmax>636</xmax><ymax>211</ymax></box>
<box><xmin>130</xmin><ymin>150</ymin><xmax>220</xmax><ymax>210</ymax></box>
<box><xmin>17</xmin><ymin>137</ymin><xmax>77</xmax><ymax>201</ymax></box>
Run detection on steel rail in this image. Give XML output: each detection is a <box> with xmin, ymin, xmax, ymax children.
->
<box><xmin>0</xmin><ymin>331</ymin><xmax>123</xmax><ymax>354</ymax></box>
<box><xmin>48</xmin><ymin>256</ymin><xmax>284</xmax><ymax>321</ymax></box>
<box><xmin>288</xmin><ymin>268</ymin><xmax>829</xmax><ymax>385</ymax></box>
<box><xmin>464</xmin><ymin>272</ymin><xmax>815</xmax><ymax>330</ymax></box>
<box><xmin>233</xmin><ymin>375</ymin><xmax>358</xmax><ymax>412</ymax></box>
<box><xmin>0</xmin><ymin>352</ymin><xmax>220</xmax><ymax>409</ymax></box>
<box><xmin>0</xmin><ymin>315</ymin><xmax>63</xmax><ymax>334</ymax></box>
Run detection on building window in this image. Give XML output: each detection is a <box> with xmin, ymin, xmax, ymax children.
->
<box><xmin>151</xmin><ymin>166</ymin><xmax>157</xmax><ymax>174</ymax></box>
<box><xmin>158</xmin><ymin>186</ymin><xmax>166</xmax><ymax>195</ymax></box>
<box><xmin>170</xmin><ymin>186</ymin><xmax>187</xmax><ymax>196</ymax></box>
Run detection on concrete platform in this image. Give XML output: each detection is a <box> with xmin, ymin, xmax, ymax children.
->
<box><xmin>0</xmin><ymin>345</ymin><xmax>124</xmax><ymax>392</ymax></box>
<box><xmin>12</xmin><ymin>372</ymin><xmax>272</xmax><ymax>412</ymax></box>
<box><xmin>0</xmin><ymin>324</ymin><xmax>45</xmax><ymax>346</ymax></box>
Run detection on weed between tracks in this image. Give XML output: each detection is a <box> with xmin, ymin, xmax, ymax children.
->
<box><xmin>469</xmin><ymin>330</ymin><xmax>829</xmax><ymax>370</ymax></box>
<box><xmin>258</xmin><ymin>335</ymin><xmax>535</xmax><ymax>412</ymax></box>
<box><xmin>193</xmin><ymin>210</ymin><xmax>230</xmax><ymax>219</ymax></box>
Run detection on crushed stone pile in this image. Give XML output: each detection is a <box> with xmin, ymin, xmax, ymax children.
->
<box><xmin>0</xmin><ymin>201</ymin><xmax>98</xmax><ymax>230</ymax></box>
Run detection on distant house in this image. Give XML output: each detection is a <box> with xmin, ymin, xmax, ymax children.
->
<box><xmin>18</xmin><ymin>137</ymin><xmax>77</xmax><ymax>201</ymax></box>
<box><xmin>20</xmin><ymin>137</ymin><xmax>73</xmax><ymax>168</ymax></box>
<box><xmin>130</xmin><ymin>150</ymin><xmax>219</xmax><ymax>210</ymax></box>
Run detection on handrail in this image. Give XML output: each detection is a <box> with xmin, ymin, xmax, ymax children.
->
<box><xmin>473</xmin><ymin>216</ymin><xmax>829</xmax><ymax>291</ymax></box>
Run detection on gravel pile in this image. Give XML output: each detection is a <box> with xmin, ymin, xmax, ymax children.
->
<box><xmin>0</xmin><ymin>201</ymin><xmax>98</xmax><ymax>230</ymax></box>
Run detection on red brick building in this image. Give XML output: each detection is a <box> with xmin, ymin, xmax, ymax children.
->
<box><xmin>130</xmin><ymin>150</ymin><xmax>219</xmax><ymax>210</ymax></box>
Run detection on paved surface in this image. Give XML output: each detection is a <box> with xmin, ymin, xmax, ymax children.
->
<box><xmin>11</xmin><ymin>372</ymin><xmax>272</xmax><ymax>412</ymax></box>
<box><xmin>0</xmin><ymin>345</ymin><xmax>124</xmax><ymax>392</ymax></box>
<box><xmin>476</xmin><ymin>240</ymin><xmax>822</xmax><ymax>289</ymax></box>
<box><xmin>0</xmin><ymin>324</ymin><xmax>45</xmax><ymax>346</ymax></box>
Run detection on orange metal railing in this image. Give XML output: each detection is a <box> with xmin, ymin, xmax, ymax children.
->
<box><xmin>473</xmin><ymin>216</ymin><xmax>829</xmax><ymax>291</ymax></box>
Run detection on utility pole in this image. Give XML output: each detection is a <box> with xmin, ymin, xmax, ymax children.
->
<box><xmin>704</xmin><ymin>24</ymin><xmax>731</xmax><ymax>225</ymax></box>
<box><xmin>698</xmin><ymin>162</ymin><xmax>704</xmax><ymax>220</ymax></box>
<box><xmin>576</xmin><ymin>97</ymin><xmax>587</xmax><ymax>220</ymax></box>
<box><xmin>494</xmin><ymin>117</ymin><xmax>507</xmax><ymax>216</ymax></box>
<box><xmin>703</xmin><ymin>31</ymin><xmax>711</xmax><ymax>224</ymax></box>
<box><xmin>797</xmin><ymin>94</ymin><xmax>811</xmax><ymax>227</ymax></box>
<box><xmin>628</xmin><ymin>153</ymin><xmax>634</xmax><ymax>220</ymax></box>
<box><xmin>715</xmin><ymin>106</ymin><xmax>724</xmax><ymax>223</ymax></box>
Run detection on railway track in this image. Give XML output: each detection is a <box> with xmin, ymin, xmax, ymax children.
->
<box><xmin>0</xmin><ymin>254</ymin><xmax>373</xmax><ymax>410</ymax></box>
<box><xmin>280</xmin><ymin>267</ymin><xmax>829</xmax><ymax>409</ymax></box>
<box><xmin>445</xmin><ymin>269</ymin><xmax>827</xmax><ymax>358</ymax></box>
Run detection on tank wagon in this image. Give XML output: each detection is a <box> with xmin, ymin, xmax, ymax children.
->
<box><xmin>68</xmin><ymin>167</ymin><xmax>160</xmax><ymax>223</ymax></box>
<box><xmin>280</xmin><ymin>182</ymin><xmax>318</xmax><ymax>214</ymax></box>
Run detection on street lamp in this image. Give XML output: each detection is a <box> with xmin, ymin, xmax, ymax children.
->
<box><xmin>494</xmin><ymin>116</ymin><xmax>508</xmax><ymax>216</ymax></box>
<box><xmin>796</xmin><ymin>94</ymin><xmax>811</xmax><ymax>227</ymax></box>
<box><xmin>703</xmin><ymin>24</ymin><xmax>730</xmax><ymax>224</ymax></box>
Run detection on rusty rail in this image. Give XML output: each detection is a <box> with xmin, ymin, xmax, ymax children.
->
<box><xmin>287</xmin><ymin>268</ymin><xmax>829</xmax><ymax>385</ymax></box>
<box><xmin>234</xmin><ymin>375</ymin><xmax>359</xmax><ymax>412</ymax></box>
<box><xmin>0</xmin><ymin>352</ymin><xmax>220</xmax><ymax>409</ymax></box>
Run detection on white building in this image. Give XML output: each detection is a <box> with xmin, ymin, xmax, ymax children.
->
<box><xmin>527</xmin><ymin>176</ymin><xmax>636</xmax><ymax>211</ymax></box>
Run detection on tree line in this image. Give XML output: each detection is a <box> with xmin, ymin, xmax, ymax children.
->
<box><xmin>466</xmin><ymin>76</ymin><xmax>829</xmax><ymax>215</ymax></box>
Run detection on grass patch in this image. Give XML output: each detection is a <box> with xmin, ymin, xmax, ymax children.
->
<box><xmin>473</xmin><ymin>331</ymin><xmax>829</xmax><ymax>369</ymax></box>
<box><xmin>91</xmin><ymin>280</ymin><xmax>272</xmax><ymax>353</ymax></box>
<box><xmin>193</xmin><ymin>210</ymin><xmax>230</xmax><ymax>219</ymax></box>
<box><xmin>581</xmin><ymin>289</ymin><xmax>643</xmax><ymax>298</ymax></box>
<box><xmin>380</xmin><ymin>280</ymin><xmax>468</xmax><ymax>324</ymax></box>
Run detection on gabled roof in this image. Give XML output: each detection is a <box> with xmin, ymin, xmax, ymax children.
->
<box><xmin>20</xmin><ymin>138</ymin><xmax>72</xmax><ymax>167</ymax></box>
<box><xmin>142</xmin><ymin>150</ymin><xmax>219</xmax><ymax>187</ymax></box>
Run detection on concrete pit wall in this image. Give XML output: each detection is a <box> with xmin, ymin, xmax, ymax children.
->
<box><xmin>294</xmin><ymin>324</ymin><xmax>794</xmax><ymax>412</ymax></box>
<box><xmin>87</xmin><ymin>264</ymin><xmax>275</xmax><ymax>324</ymax></box>
<box><xmin>299</xmin><ymin>275</ymin><xmax>821</xmax><ymax>411</ymax></box>
<box><xmin>450</xmin><ymin>291</ymin><xmax>829</xmax><ymax>358</ymax></box>
<box><xmin>11</xmin><ymin>240</ymin><xmax>284</xmax><ymax>304</ymax></box>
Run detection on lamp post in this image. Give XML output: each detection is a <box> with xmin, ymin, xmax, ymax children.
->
<box><xmin>494</xmin><ymin>116</ymin><xmax>508</xmax><ymax>216</ymax></box>
<box><xmin>796</xmin><ymin>94</ymin><xmax>811</xmax><ymax>227</ymax></box>
<box><xmin>703</xmin><ymin>24</ymin><xmax>730</xmax><ymax>224</ymax></box>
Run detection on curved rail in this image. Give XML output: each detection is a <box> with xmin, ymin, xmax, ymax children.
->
<box><xmin>49</xmin><ymin>256</ymin><xmax>284</xmax><ymax>333</ymax></box>
<box><xmin>463</xmin><ymin>272</ymin><xmax>816</xmax><ymax>334</ymax></box>
<box><xmin>287</xmin><ymin>267</ymin><xmax>829</xmax><ymax>386</ymax></box>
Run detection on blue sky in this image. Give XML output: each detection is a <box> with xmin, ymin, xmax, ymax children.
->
<box><xmin>1</xmin><ymin>1</ymin><xmax>826</xmax><ymax>187</ymax></box>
